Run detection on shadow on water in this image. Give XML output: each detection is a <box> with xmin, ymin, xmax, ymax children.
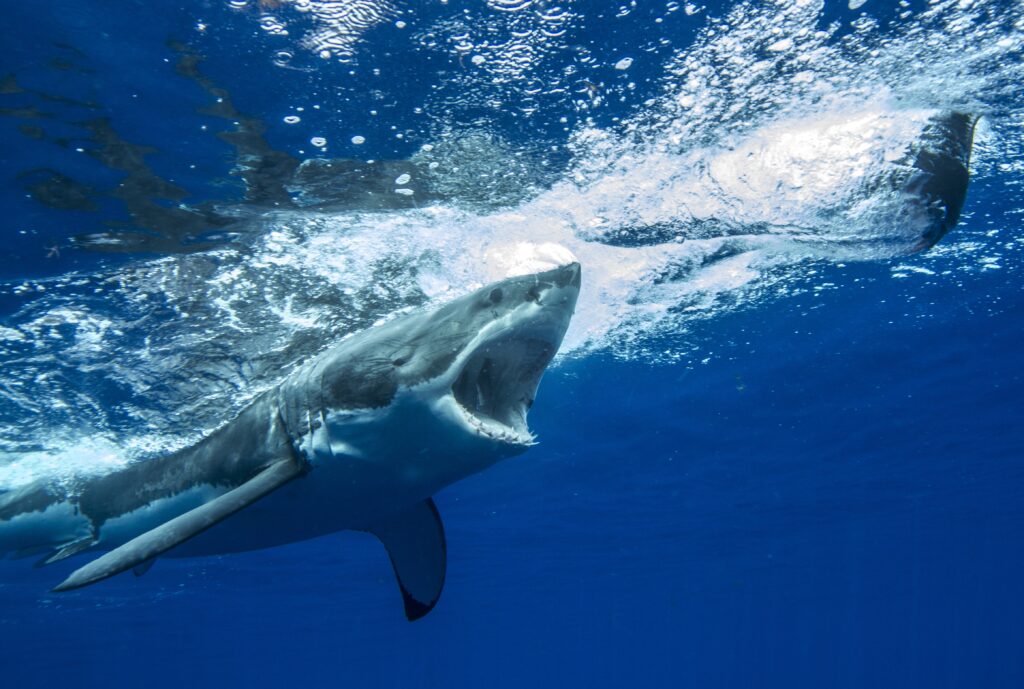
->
<box><xmin>0</xmin><ymin>40</ymin><xmax>498</xmax><ymax>256</ymax></box>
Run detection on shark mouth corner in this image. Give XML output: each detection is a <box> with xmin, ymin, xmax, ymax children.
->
<box><xmin>451</xmin><ymin>334</ymin><xmax>559</xmax><ymax>446</ymax></box>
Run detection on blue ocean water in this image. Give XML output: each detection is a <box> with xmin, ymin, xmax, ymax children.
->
<box><xmin>2</xmin><ymin>1</ymin><xmax>1023</xmax><ymax>687</ymax></box>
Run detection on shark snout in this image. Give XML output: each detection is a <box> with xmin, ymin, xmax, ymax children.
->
<box><xmin>551</xmin><ymin>261</ymin><xmax>582</xmax><ymax>289</ymax></box>
<box><xmin>523</xmin><ymin>261</ymin><xmax>581</xmax><ymax>310</ymax></box>
<box><xmin>516</xmin><ymin>261</ymin><xmax>581</xmax><ymax>342</ymax></box>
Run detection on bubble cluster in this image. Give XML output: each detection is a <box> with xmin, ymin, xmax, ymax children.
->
<box><xmin>414</xmin><ymin>0</ymin><xmax>579</xmax><ymax>123</ymax></box>
<box><xmin>295</xmin><ymin>0</ymin><xmax>398</xmax><ymax>62</ymax></box>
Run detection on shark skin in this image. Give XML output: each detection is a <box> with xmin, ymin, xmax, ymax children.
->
<box><xmin>0</xmin><ymin>262</ymin><xmax>581</xmax><ymax>620</ymax></box>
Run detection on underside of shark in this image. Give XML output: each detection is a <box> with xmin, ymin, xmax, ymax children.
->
<box><xmin>0</xmin><ymin>262</ymin><xmax>581</xmax><ymax>620</ymax></box>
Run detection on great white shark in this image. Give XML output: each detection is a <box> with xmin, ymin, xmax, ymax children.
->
<box><xmin>0</xmin><ymin>262</ymin><xmax>581</xmax><ymax>620</ymax></box>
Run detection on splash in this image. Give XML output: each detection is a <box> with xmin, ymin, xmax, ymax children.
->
<box><xmin>1</xmin><ymin>0</ymin><xmax>1021</xmax><ymax>487</ymax></box>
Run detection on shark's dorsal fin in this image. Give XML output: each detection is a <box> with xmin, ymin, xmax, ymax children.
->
<box><xmin>365</xmin><ymin>498</ymin><xmax>447</xmax><ymax>622</ymax></box>
<box><xmin>52</xmin><ymin>459</ymin><xmax>305</xmax><ymax>592</ymax></box>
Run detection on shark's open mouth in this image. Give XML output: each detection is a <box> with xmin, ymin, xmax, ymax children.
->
<box><xmin>451</xmin><ymin>334</ymin><xmax>557</xmax><ymax>446</ymax></box>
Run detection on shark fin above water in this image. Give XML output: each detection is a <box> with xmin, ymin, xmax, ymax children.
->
<box><xmin>365</xmin><ymin>498</ymin><xmax>447</xmax><ymax>622</ymax></box>
<box><xmin>52</xmin><ymin>458</ymin><xmax>306</xmax><ymax>592</ymax></box>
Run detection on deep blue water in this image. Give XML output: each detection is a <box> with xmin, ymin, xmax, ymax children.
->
<box><xmin>2</xmin><ymin>1</ymin><xmax>1023</xmax><ymax>687</ymax></box>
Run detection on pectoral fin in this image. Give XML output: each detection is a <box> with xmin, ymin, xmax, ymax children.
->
<box><xmin>53</xmin><ymin>459</ymin><xmax>304</xmax><ymax>592</ymax></box>
<box><xmin>365</xmin><ymin>498</ymin><xmax>446</xmax><ymax>622</ymax></box>
<box><xmin>35</xmin><ymin>535</ymin><xmax>97</xmax><ymax>567</ymax></box>
<box><xmin>132</xmin><ymin>558</ymin><xmax>156</xmax><ymax>577</ymax></box>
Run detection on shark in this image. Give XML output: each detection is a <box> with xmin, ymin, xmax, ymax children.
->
<box><xmin>0</xmin><ymin>262</ymin><xmax>581</xmax><ymax>620</ymax></box>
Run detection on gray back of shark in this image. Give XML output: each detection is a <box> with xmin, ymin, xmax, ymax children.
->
<box><xmin>0</xmin><ymin>262</ymin><xmax>581</xmax><ymax>620</ymax></box>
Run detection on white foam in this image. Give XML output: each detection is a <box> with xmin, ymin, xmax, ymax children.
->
<box><xmin>0</xmin><ymin>437</ymin><xmax>129</xmax><ymax>491</ymax></box>
<box><xmin>483</xmin><ymin>240</ymin><xmax>578</xmax><ymax>279</ymax></box>
<box><xmin>2</xmin><ymin>0</ymin><xmax>1021</xmax><ymax>483</ymax></box>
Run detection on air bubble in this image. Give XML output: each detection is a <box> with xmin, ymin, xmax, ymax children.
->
<box><xmin>259</xmin><ymin>15</ymin><xmax>288</xmax><ymax>36</ymax></box>
<box><xmin>486</xmin><ymin>0</ymin><xmax>535</xmax><ymax>11</ymax></box>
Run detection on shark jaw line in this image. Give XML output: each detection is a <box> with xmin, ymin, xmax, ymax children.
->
<box><xmin>446</xmin><ymin>306</ymin><xmax>563</xmax><ymax>448</ymax></box>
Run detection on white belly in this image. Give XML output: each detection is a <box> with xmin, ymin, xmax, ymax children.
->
<box><xmin>164</xmin><ymin>395</ymin><xmax>518</xmax><ymax>556</ymax></box>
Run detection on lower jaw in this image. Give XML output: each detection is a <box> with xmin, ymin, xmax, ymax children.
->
<box><xmin>456</xmin><ymin>405</ymin><xmax>533</xmax><ymax>447</ymax></box>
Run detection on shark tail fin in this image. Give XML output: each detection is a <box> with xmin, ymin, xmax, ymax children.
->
<box><xmin>365</xmin><ymin>498</ymin><xmax>447</xmax><ymax>622</ymax></box>
<box><xmin>52</xmin><ymin>458</ymin><xmax>305</xmax><ymax>592</ymax></box>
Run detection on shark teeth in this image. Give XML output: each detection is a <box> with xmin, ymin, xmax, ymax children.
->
<box><xmin>454</xmin><ymin>400</ymin><xmax>535</xmax><ymax>446</ymax></box>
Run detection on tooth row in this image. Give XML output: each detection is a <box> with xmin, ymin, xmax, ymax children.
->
<box><xmin>459</xmin><ymin>405</ymin><xmax>535</xmax><ymax>445</ymax></box>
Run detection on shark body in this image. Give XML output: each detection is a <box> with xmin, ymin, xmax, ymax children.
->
<box><xmin>0</xmin><ymin>262</ymin><xmax>580</xmax><ymax>620</ymax></box>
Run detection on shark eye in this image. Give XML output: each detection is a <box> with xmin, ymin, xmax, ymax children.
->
<box><xmin>525</xmin><ymin>285</ymin><xmax>541</xmax><ymax>302</ymax></box>
<box><xmin>489</xmin><ymin>288</ymin><xmax>503</xmax><ymax>304</ymax></box>
<box><xmin>392</xmin><ymin>357</ymin><xmax>408</xmax><ymax>367</ymax></box>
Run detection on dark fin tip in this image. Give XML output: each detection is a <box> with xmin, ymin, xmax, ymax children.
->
<box><xmin>401</xmin><ymin>587</ymin><xmax>438</xmax><ymax>622</ymax></box>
